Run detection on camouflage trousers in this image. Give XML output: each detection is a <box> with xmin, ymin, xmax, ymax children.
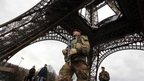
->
<box><xmin>58</xmin><ymin>61</ymin><xmax>89</xmax><ymax>81</ymax></box>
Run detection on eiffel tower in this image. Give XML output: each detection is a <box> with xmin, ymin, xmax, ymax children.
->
<box><xmin>0</xmin><ymin>0</ymin><xmax>144</xmax><ymax>81</ymax></box>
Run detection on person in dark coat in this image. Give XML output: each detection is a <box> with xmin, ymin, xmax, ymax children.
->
<box><xmin>27</xmin><ymin>66</ymin><xmax>36</xmax><ymax>81</ymax></box>
<box><xmin>37</xmin><ymin>64</ymin><xmax>48</xmax><ymax>81</ymax></box>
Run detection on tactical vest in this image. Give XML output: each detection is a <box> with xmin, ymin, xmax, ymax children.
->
<box><xmin>71</xmin><ymin>35</ymin><xmax>90</xmax><ymax>56</ymax></box>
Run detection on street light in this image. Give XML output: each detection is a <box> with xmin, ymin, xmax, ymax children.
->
<box><xmin>18</xmin><ymin>57</ymin><xmax>24</xmax><ymax>66</ymax></box>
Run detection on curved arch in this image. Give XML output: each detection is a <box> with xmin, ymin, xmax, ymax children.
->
<box><xmin>98</xmin><ymin>44</ymin><xmax>144</xmax><ymax>68</ymax></box>
<box><xmin>91</xmin><ymin>45</ymin><xmax>144</xmax><ymax>81</ymax></box>
<box><xmin>98</xmin><ymin>33</ymin><xmax>144</xmax><ymax>67</ymax></box>
<box><xmin>90</xmin><ymin>33</ymin><xmax>144</xmax><ymax>81</ymax></box>
<box><xmin>31</xmin><ymin>26</ymin><xmax>73</xmax><ymax>45</ymax></box>
<box><xmin>1</xmin><ymin>26</ymin><xmax>73</xmax><ymax>62</ymax></box>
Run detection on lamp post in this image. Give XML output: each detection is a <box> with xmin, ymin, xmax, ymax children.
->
<box><xmin>18</xmin><ymin>57</ymin><xmax>24</xmax><ymax>66</ymax></box>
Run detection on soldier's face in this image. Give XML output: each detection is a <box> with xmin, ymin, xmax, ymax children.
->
<box><xmin>73</xmin><ymin>31</ymin><xmax>81</xmax><ymax>37</ymax></box>
<box><xmin>102</xmin><ymin>68</ymin><xmax>105</xmax><ymax>71</ymax></box>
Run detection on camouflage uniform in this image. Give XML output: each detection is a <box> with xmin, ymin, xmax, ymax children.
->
<box><xmin>58</xmin><ymin>35</ymin><xmax>90</xmax><ymax>81</ymax></box>
<box><xmin>99</xmin><ymin>70</ymin><xmax>110</xmax><ymax>81</ymax></box>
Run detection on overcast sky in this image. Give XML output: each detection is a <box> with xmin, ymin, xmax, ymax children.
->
<box><xmin>1</xmin><ymin>0</ymin><xmax>144</xmax><ymax>81</ymax></box>
<box><xmin>8</xmin><ymin>40</ymin><xmax>66</xmax><ymax>74</ymax></box>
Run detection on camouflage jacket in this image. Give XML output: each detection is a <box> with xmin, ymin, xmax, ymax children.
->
<box><xmin>62</xmin><ymin>35</ymin><xmax>90</xmax><ymax>62</ymax></box>
<box><xmin>99</xmin><ymin>71</ymin><xmax>110</xmax><ymax>81</ymax></box>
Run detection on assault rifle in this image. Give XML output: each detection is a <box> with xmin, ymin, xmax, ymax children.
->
<box><xmin>66</xmin><ymin>38</ymin><xmax>71</xmax><ymax>65</ymax></box>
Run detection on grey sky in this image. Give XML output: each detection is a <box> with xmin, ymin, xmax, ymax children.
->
<box><xmin>1</xmin><ymin>0</ymin><xmax>144</xmax><ymax>80</ymax></box>
<box><xmin>99</xmin><ymin>50</ymin><xmax>144</xmax><ymax>81</ymax></box>
<box><xmin>8</xmin><ymin>40</ymin><xmax>66</xmax><ymax>74</ymax></box>
<box><xmin>0</xmin><ymin>0</ymin><xmax>40</xmax><ymax>24</ymax></box>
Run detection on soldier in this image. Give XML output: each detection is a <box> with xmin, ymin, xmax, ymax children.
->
<box><xmin>99</xmin><ymin>67</ymin><xmax>110</xmax><ymax>81</ymax></box>
<box><xmin>58</xmin><ymin>29</ymin><xmax>90</xmax><ymax>81</ymax></box>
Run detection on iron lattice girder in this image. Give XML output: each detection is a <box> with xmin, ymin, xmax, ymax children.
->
<box><xmin>82</xmin><ymin>0</ymin><xmax>121</xmax><ymax>28</ymax></box>
<box><xmin>105</xmin><ymin>0</ymin><xmax>121</xmax><ymax>15</ymax></box>
<box><xmin>116</xmin><ymin>0</ymin><xmax>144</xmax><ymax>30</ymax></box>
<box><xmin>96</xmin><ymin>33</ymin><xmax>144</xmax><ymax>64</ymax></box>
<box><xmin>0</xmin><ymin>0</ymin><xmax>133</xmax><ymax>62</ymax></box>
<box><xmin>0</xmin><ymin>0</ymin><xmax>144</xmax><ymax>60</ymax></box>
<box><xmin>0</xmin><ymin>0</ymin><xmax>53</xmax><ymax>54</ymax></box>
<box><xmin>0</xmin><ymin>0</ymin><xmax>93</xmax><ymax>61</ymax></box>
<box><xmin>32</xmin><ymin>26</ymin><xmax>72</xmax><ymax>44</ymax></box>
<box><xmin>0</xmin><ymin>0</ymin><xmax>144</xmax><ymax>81</ymax></box>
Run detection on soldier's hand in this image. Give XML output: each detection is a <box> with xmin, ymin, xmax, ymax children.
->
<box><xmin>75</xmin><ymin>43</ymin><xmax>82</xmax><ymax>50</ymax></box>
<box><xmin>69</xmin><ymin>48</ymin><xmax>77</xmax><ymax>55</ymax></box>
<box><xmin>62</xmin><ymin>49</ymin><xmax>68</xmax><ymax>56</ymax></box>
